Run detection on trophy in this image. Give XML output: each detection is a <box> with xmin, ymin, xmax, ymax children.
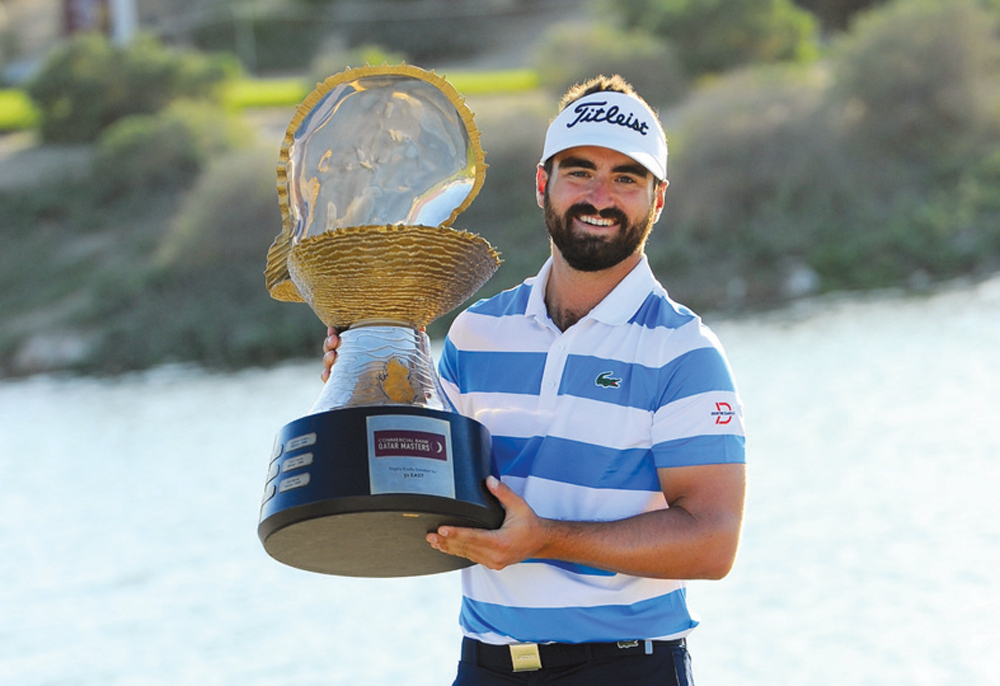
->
<box><xmin>258</xmin><ymin>65</ymin><xmax>503</xmax><ymax>577</ymax></box>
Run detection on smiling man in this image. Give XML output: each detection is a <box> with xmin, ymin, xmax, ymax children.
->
<box><xmin>323</xmin><ymin>75</ymin><xmax>746</xmax><ymax>686</ymax></box>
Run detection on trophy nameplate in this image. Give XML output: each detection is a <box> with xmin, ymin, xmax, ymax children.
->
<box><xmin>257</xmin><ymin>65</ymin><xmax>503</xmax><ymax>578</ymax></box>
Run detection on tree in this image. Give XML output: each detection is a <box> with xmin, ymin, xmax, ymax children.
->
<box><xmin>830</xmin><ymin>0</ymin><xmax>1000</xmax><ymax>160</ymax></box>
<box><xmin>605</xmin><ymin>0</ymin><xmax>818</xmax><ymax>76</ymax></box>
<box><xmin>27</xmin><ymin>33</ymin><xmax>236</xmax><ymax>144</ymax></box>
<box><xmin>792</xmin><ymin>0</ymin><xmax>887</xmax><ymax>32</ymax></box>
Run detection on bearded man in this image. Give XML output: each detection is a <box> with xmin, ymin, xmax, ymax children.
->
<box><xmin>323</xmin><ymin>75</ymin><xmax>746</xmax><ymax>686</ymax></box>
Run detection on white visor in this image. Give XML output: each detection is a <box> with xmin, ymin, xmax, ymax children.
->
<box><xmin>540</xmin><ymin>91</ymin><xmax>668</xmax><ymax>181</ymax></box>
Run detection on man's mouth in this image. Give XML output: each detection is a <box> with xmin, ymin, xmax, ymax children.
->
<box><xmin>577</xmin><ymin>214</ymin><xmax>617</xmax><ymax>228</ymax></box>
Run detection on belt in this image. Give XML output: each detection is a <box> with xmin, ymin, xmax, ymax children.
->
<box><xmin>462</xmin><ymin>637</ymin><xmax>686</xmax><ymax>673</ymax></box>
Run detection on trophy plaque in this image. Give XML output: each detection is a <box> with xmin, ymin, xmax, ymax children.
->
<box><xmin>258</xmin><ymin>65</ymin><xmax>503</xmax><ymax>578</ymax></box>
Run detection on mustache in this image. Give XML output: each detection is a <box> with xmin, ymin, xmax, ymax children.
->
<box><xmin>567</xmin><ymin>203</ymin><xmax>628</xmax><ymax>227</ymax></box>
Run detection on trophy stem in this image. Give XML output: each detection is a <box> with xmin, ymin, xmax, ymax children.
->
<box><xmin>309</xmin><ymin>324</ymin><xmax>447</xmax><ymax>415</ymax></box>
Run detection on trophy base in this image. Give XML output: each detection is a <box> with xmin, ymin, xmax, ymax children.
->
<box><xmin>258</xmin><ymin>406</ymin><xmax>503</xmax><ymax>577</ymax></box>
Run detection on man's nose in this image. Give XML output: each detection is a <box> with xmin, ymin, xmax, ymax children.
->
<box><xmin>585</xmin><ymin>176</ymin><xmax>616</xmax><ymax>208</ymax></box>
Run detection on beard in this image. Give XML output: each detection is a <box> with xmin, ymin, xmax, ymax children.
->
<box><xmin>543</xmin><ymin>190</ymin><xmax>657</xmax><ymax>272</ymax></box>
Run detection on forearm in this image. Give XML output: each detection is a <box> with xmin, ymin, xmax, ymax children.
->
<box><xmin>536</xmin><ymin>505</ymin><xmax>741</xmax><ymax>580</ymax></box>
<box><xmin>428</xmin><ymin>465</ymin><xmax>746</xmax><ymax>579</ymax></box>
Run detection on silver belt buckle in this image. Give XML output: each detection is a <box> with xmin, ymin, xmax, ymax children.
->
<box><xmin>509</xmin><ymin>643</ymin><xmax>542</xmax><ymax>672</ymax></box>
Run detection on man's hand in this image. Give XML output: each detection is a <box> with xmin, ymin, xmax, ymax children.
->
<box><xmin>427</xmin><ymin>476</ymin><xmax>550</xmax><ymax>571</ymax></box>
<box><xmin>320</xmin><ymin>327</ymin><xmax>340</xmax><ymax>382</ymax></box>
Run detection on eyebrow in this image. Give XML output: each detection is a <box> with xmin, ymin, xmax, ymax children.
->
<box><xmin>558</xmin><ymin>155</ymin><xmax>650</xmax><ymax>178</ymax></box>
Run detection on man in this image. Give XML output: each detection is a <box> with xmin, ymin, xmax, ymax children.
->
<box><xmin>323</xmin><ymin>75</ymin><xmax>746</xmax><ymax>686</ymax></box>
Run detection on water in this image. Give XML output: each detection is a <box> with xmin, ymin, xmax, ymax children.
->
<box><xmin>2</xmin><ymin>277</ymin><xmax>999</xmax><ymax>686</ymax></box>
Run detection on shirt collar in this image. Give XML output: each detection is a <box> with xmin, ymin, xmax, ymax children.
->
<box><xmin>525</xmin><ymin>255</ymin><xmax>658</xmax><ymax>328</ymax></box>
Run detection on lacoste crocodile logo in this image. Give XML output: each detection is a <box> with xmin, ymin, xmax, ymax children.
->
<box><xmin>595</xmin><ymin>371</ymin><xmax>622</xmax><ymax>388</ymax></box>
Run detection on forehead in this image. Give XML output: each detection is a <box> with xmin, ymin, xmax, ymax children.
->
<box><xmin>551</xmin><ymin>145</ymin><xmax>650</xmax><ymax>174</ymax></box>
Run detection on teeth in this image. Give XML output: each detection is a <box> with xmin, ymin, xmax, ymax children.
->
<box><xmin>580</xmin><ymin>215</ymin><xmax>614</xmax><ymax>227</ymax></box>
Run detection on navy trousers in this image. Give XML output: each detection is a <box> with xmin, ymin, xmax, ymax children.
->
<box><xmin>452</xmin><ymin>640</ymin><xmax>694</xmax><ymax>686</ymax></box>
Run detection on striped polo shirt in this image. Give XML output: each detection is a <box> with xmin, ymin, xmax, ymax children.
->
<box><xmin>438</xmin><ymin>255</ymin><xmax>745</xmax><ymax>645</ymax></box>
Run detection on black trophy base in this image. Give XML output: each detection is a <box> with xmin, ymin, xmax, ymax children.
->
<box><xmin>258</xmin><ymin>406</ymin><xmax>503</xmax><ymax>578</ymax></box>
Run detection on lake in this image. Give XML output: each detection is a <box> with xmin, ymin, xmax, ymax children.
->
<box><xmin>2</xmin><ymin>277</ymin><xmax>998</xmax><ymax>686</ymax></box>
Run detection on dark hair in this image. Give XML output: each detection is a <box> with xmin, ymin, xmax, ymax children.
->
<box><xmin>556</xmin><ymin>74</ymin><xmax>648</xmax><ymax>112</ymax></box>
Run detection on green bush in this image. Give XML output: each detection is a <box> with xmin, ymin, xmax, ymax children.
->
<box><xmin>158</xmin><ymin>146</ymin><xmax>282</xmax><ymax>271</ymax></box>
<box><xmin>792</xmin><ymin>0</ymin><xmax>887</xmax><ymax>33</ymax></box>
<box><xmin>829</xmin><ymin>0</ymin><xmax>1000</xmax><ymax>163</ymax></box>
<box><xmin>657</xmin><ymin>0</ymin><xmax>1000</xmax><ymax>306</ymax></box>
<box><xmin>654</xmin><ymin>66</ymin><xmax>836</xmax><ymax>305</ymax></box>
<box><xmin>343</xmin><ymin>10</ymin><xmax>510</xmax><ymax>63</ymax></box>
<box><xmin>27</xmin><ymin>34</ymin><xmax>238</xmax><ymax>144</ymax></box>
<box><xmin>192</xmin><ymin>15</ymin><xmax>327</xmax><ymax>73</ymax></box>
<box><xmin>92</xmin><ymin>100</ymin><xmax>252</xmax><ymax>200</ymax></box>
<box><xmin>605</xmin><ymin>0</ymin><xmax>819</xmax><ymax>76</ymax></box>
<box><xmin>456</xmin><ymin>94</ymin><xmax>553</xmax><ymax>297</ymax></box>
<box><xmin>533</xmin><ymin>22</ymin><xmax>688</xmax><ymax>107</ymax></box>
<box><xmin>85</xmin><ymin>145</ymin><xmax>322</xmax><ymax>372</ymax></box>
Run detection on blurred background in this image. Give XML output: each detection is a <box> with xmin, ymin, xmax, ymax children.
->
<box><xmin>0</xmin><ymin>1</ymin><xmax>998</xmax><ymax>685</ymax></box>
<box><xmin>2</xmin><ymin>0</ymin><xmax>1000</xmax><ymax>374</ymax></box>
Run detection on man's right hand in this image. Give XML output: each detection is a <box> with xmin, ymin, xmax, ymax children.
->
<box><xmin>321</xmin><ymin>327</ymin><xmax>341</xmax><ymax>382</ymax></box>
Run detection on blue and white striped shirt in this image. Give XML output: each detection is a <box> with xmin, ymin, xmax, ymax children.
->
<box><xmin>438</xmin><ymin>256</ymin><xmax>745</xmax><ymax>645</ymax></box>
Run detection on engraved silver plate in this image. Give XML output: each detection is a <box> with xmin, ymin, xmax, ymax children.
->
<box><xmin>366</xmin><ymin>414</ymin><xmax>455</xmax><ymax>498</ymax></box>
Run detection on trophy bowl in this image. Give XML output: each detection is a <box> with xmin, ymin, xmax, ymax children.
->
<box><xmin>258</xmin><ymin>65</ymin><xmax>503</xmax><ymax>577</ymax></box>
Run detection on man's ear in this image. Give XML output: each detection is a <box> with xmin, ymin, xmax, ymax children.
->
<box><xmin>651</xmin><ymin>179</ymin><xmax>668</xmax><ymax>223</ymax></box>
<box><xmin>535</xmin><ymin>165</ymin><xmax>548</xmax><ymax>209</ymax></box>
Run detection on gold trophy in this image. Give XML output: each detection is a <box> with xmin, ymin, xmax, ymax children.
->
<box><xmin>258</xmin><ymin>65</ymin><xmax>503</xmax><ymax>577</ymax></box>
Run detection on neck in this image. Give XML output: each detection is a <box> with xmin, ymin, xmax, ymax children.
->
<box><xmin>544</xmin><ymin>250</ymin><xmax>641</xmax><ymax>331</ymax></box>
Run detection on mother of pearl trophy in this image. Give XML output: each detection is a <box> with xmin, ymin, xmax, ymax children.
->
<box><xmin>258</xmin><ymin>65</ymin><xmax>503</xmax><ymax>577</ymax></box>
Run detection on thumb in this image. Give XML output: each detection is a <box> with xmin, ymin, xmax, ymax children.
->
<box><xmin>486</xmin><ymin>475</ymin><xmax>521</xmax><ymax>509</ymax></box>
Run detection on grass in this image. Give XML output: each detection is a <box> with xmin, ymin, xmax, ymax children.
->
<box><xmin>219</xmin><ymin>69</ymin><xmax>540</xmax><ymax>110</ymax></box>
<box><xmin>2</xmin><ymin>69</ymin><xmax>541</xmax><ymax>132</ymax></box>
<box><xmin>441</xmin><ymin>69</ymin><xmax>540</xmax><ymax>95</ymax></box>
<box><xmin>220</xmin><ymin>77</ymin><xmax>309</xmax><ymax>110</ymax></box>
<box><xmin>0</xmin><ymin>89</ymin><xmax>38</xmax><ymax>132</ymax></box>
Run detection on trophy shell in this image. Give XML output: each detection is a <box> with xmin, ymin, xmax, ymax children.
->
<box><xmin>264</xmin><ymin>64</ymin><xmax>499</xmax><ymax>317</ymax></box>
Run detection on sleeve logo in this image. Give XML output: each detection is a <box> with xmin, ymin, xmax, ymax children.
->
<box><xmin>712</xmin><ymin>401</ymin><xmax>736</xmax><ymax>425</ymax></box>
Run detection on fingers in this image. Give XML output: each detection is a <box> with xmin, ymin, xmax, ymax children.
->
<box><xmin>323</xmin><ymin>327</ymin><xmax>341</xmax><ymax>353</ymax></box>
<box><xmin>320</xmin><ymin>349</ymin><xmax>337</xmax><ymax>382</ymax></box>
<box><xmin>320</xmin><ymin>327</ymin><xmax>341</xmax><ymax>382</ymax></box>
<box><xmin>426</xmin><ymin>526</ymin><xmax>496</xmax><ymax>568</ymax></box>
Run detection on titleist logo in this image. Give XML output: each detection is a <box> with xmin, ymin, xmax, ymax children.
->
<box><xmin>566</xmin><ymin>99</ymin><xmax>650</xmax><ymax>135</ymax></box>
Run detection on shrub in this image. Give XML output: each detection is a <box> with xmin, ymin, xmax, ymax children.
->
<box><xmin>27</xmin><ymin>34</ymin><xmax>237</xmax><ymax>144</ymax></box>
<box><xmin>654</xmin><ymin>66</ymin><xmax>838</xmax><ymax>304</ymax></box>
<box><xmin>533</xmin><ymin>22</ymin><xmax>688</xmax><ymax>107</ymax></box>
<box><xmin>792</xmin><ymin>0</ymin><xmax>887</xmax><ymax>33</ymax></box>
<box><xmin>658</xmin><ymin>0</ymin><xmax>1000</xmax><ymax>306</ymax></box>
<box><xmin>191</xmin><ymin>14</ymin><xmax>327</xmax><ymax>74</ymax></box>
<box><xmin>92</xmin><ymin>100</ymin><xmax>252</xmax><ymax>200</ymax></box>
<box><xmin>604</xmin><ymin>0</ymin><xmax>819</xmax><ymax>76</ymax></box>
<box><xmin>127</xmin><ymin>146</ymin><xmax>321</xmax><ymax>369</ymax></box>
<box><xmin>828</xmin><ymin>0</ymin><xmax>1000</xmax><ymax>164</ymax></box>
<box><xmin>158</xmin><ymin>146</ymin><xmax>282</xmax><ymax>271</ymax></box>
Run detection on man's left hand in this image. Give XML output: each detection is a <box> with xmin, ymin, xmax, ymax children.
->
<box><xmin>426</xmin><ymin>476</ymin><xmax>547</xmax><ymax>570</ymax></box>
